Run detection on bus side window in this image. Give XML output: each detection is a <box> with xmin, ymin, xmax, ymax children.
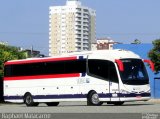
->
<box><xmin>88</xmin><ymin>59</ymin><xmax>118</xmax><ymax>83</ymax></box>
<box><xmin>64</xmin><ymin>59</ymin><xmax>86</xmax><ymax>74</ymax></box>
<box><xmin>4</xmin><ymin>65</ymin><xmax>12</xmax><ymax>77</ymax></box>
<box><xmin>88</xmin><ymin>59</ymin><xmax>108</xmax><ymax>80</ymax></box>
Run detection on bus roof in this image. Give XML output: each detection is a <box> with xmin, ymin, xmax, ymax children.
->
<box><xmin>87</xmin><ymin>49</ymin><xmax>140</xmax><ymax>61</ymax></box>
<box><xmin>4</xmin><ymin>49</ymin><xmax>140</xmax><ymax>65</ymax></box>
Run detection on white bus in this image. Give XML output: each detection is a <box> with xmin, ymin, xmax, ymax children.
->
<box><xmin>3</xmin><ymin>49</ymin><xmax>154</xmax><ymax>106</ymax></box>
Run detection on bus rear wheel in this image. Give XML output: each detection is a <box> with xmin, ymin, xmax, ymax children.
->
<box><xmin>87</xmin><ymin>91</ymin><xmax>103</xmax><ymax>106</ymax></box>
<box><xmin>24</xmin><ymin>93</ymin><xmax>39</xmax><ymax>107</ymax></box>
<box><xmin>46</xmin><ymin>102</ymin><xmax>59</xmax><ymax>106</ymax></box>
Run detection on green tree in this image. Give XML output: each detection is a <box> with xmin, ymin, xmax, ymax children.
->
<box><xmin>0</xmin><ymin>44</ymin><xmax>26</xmax><ymax>77</ymax></box>
<box><xmin>148</xmin><ymin>39</ymin><xmax>160</xmax><ymax>73</ymax></box>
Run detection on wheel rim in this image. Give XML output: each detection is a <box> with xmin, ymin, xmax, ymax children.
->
<box><xmin>91</xmin><ymin>93</ymin><xmax>100</xmax><ymax>104</ymax></box>
<box><xmin>26</xmin><ymin>95</ymin><xmax>32</xmax><ymax>104</ymax></box>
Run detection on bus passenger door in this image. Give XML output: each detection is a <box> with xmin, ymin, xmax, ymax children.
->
<box><xmin>109</xmin><ymin>63</ymin><xmax>120</xmax><ymax>102</ymax></box>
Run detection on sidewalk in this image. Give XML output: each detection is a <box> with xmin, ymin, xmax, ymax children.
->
<box><xmin>148</xmin><ymin>99</ymin><xmax>160</xmax><ymax>103</ymax></box>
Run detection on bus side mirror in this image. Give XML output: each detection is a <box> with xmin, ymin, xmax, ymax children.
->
<box><xmin>143</xmin><ymin>59</ymin><xmax>155</xmax><ymax>72</ymax></box>
<box><xmin>115</xmin><ymin>59</ymin><xmax>124</xmax><ymax>72</ymax></box>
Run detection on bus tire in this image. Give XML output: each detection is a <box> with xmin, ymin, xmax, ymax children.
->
<box><xmin>24</xmin><ymin>93</ymin><xmax>39</xmax><ymax>107</ymax></box>
<box><xmin>87</xmin><ymin>91</ymin><xmax>103</xmax><ymax>106</ymax></box>
<box><xmin>46</xmin><ymin>102</ymin><xmax>59</xmax><ymax>106</ymax></box>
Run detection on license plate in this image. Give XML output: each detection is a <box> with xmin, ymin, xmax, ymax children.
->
<box><xmin>136</xmin><ymin>96</ymin><xmax>142</xmax><ymax>98</ymax></box>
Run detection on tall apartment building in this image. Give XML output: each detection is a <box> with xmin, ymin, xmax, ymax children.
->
<box><xmin>49</xmin><ymin>0</ymin><xmax>96</xmax><ymax>56</ymax></box>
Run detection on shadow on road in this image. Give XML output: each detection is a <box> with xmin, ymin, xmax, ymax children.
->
<box><xmin>0</xmin><ymin>102</ymin><xmax>155</xmax><ymax>107</ymax></box>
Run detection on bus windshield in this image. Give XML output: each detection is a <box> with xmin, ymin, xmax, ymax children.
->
<box><xmin>119</xmin><ymin>59</ymin><xmax>149</xmax><ymax>85</ymax></box>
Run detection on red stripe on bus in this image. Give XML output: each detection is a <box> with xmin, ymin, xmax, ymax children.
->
<box><xmin>5</xmin><ymin>57</ymin><xmax>77</xmax><ymax>65</ymax></box>
<box><xmin>4</xmin><ymin>73</ymin><xmax>80</xmax><ymax>81</ymax></box>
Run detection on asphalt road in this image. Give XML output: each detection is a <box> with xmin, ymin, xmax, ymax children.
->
<box><xmin>0</xmin><ymin>101</ymin><xmax>160</xmax><ymax>119</ymax></box>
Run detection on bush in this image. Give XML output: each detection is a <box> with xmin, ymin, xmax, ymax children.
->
<box><xmin>148</xmin><ymin>39</ymin><xmax>160</xmax><ymax>73</ymax></box>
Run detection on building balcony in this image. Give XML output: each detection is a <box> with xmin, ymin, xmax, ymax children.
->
<box><xmin>76</xmin><ymin>8</ymin><xmax>81</xmax><ymax>12</ymax></box>
<box><xmin>83</xmin><ymin>20</ymin><xmax>89</xmax><ymax>24</ymax></box>
<box><xmin>75</xmin><ymin>31</ymin><xmax>81</xmax><ymax>35</ymax></box>
<box><xmin>76</xmin><ymin>48</ymin><xmax>82</xmax><ymax>51</ymax></box>
<box><xmin>83</xmin><ymin>32</ymin><xmax>89</xmax><ymax>35</ymax></box>
<box><xmin>83</xmin><ymin>23</ymin><xmax>89</xmax><ymax>27</ymax></box>
<box><xmin>75</xmin><ymin>29</ymin><xmax>81</xmax><ymax>32</ymax></box>
<box><xmin>83</xmin><ymin>9</ymin><xmax>89</xmax><ymax>12</ymax></box>
<box><xmin>83</xmin><ymin>19</ymin><xmax>89</xmax><ymax>23</ymax></box>
<box><xmin>83</xmin><ymin>47</ymin><xmax>89</xmax><ymax>51</ymax></box>
<box><xmin>83</xmin><ymin>37</ymin><xmax>89</xmax><ymax>40</ymax></box>
<box><xmin>83</xmin><ymin>35</ymin><xmax>89</xmax><ymax>39</ymax></box>
<box><xmin>76</xmin><ymin>45</ymin><xmax>82</xmax><ymax>48</ymax></box>
<box><xmin>83</xmin><ymin>44</ymin><xmax>89</xmax><ymax>48</ymax></box>
<box><xmin>83</xmin><ymin>27</ymin><xmax>89</xmax><ymax>31</ymax></box>
<box><xmin>75</xmin><ymin>35</ymin><xmax>82</xmax><ymax>39</ymax></box>
<box><xmin>75</xmin><ymin>22</ymin><xmax>81</xmax><ymax>26</ymax></box>
<box><xmin>75</xmin><ymin>18</ymin><xmax>82</xmax><ymax>22</ymax></box>
<box><xmin>83</xmin><ymin>16</ymin><xmax>89</xmax><ymax>19</ymax></box>
<box><xmin>76</xmin><ymin>11</ymin><xmax>82</xmax><ymax>15</ymax></box>
<box><xmin>75</xmin><ymin>39</ymin><xmax>81</xmax><ymax>43</ymax></box>
<box><xmin>75</xmin><ymin>12</ymin><xmax>82</xmax><ymax>16</ymax></box>
<box><xmin>83</xmin><ymin>40</ymin><xmax>89</xmax><ymax>44</ymax></box>
<box><xmin>83</xmin><ymin>14</ymin><xmax>89</xmax><ymax>19</ymax></box>
<box><xmin>75</xmin><ymin>14</ymin><xmax>82</xmax><ymax>18</ymax></box>
<box><xmin>75</xmin><ymin>44</ymin><xmax>81</xmax><ymax>47</ymax></box>
<box><xmin>75</xmin><ymin>26</ymin><xmax>82</xmax><ymax>30</ymax></box>
<box><xmin>83</xmin><ymin>28</ymin><xmax>89</xmax><ymax>32</ymax></box>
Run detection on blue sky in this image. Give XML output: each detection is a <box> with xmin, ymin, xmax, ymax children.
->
<box><xmin>0</xmin><ymin>0</ymin><xmax>160</xmax><ymax>55</ymax></box>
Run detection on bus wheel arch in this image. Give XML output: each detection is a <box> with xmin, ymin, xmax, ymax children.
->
<box><xmin>87</xmin><ymin>90</ymin><xmax>103</xmax><ymax>106</ymax></box>
<box><xmin>24</xmin><ymin>92</ymin><xmax>39</xmax><ymax>106</ymax></box>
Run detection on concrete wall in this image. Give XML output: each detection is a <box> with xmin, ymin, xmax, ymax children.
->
<box><xmin>114</xmin><ymin>43</ymin><xmax>160</xmax><ymax>98</ymax></box>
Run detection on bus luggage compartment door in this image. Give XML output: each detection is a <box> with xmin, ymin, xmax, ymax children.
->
<box><xmin>109</xmin><ymin>81</ymin><xmax>120</xmax><ymax>102</ymax></box>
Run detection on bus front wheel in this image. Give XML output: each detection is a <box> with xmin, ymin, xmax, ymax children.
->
<box><xmin>24</xmin><ymin>93</ymin><xmax>39</xmax><ymax>107</ymax></box>
<box><xmin>87</xmin><ymin>91</ymin><xmax>103</xmax><ymax>106</ymax></box>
